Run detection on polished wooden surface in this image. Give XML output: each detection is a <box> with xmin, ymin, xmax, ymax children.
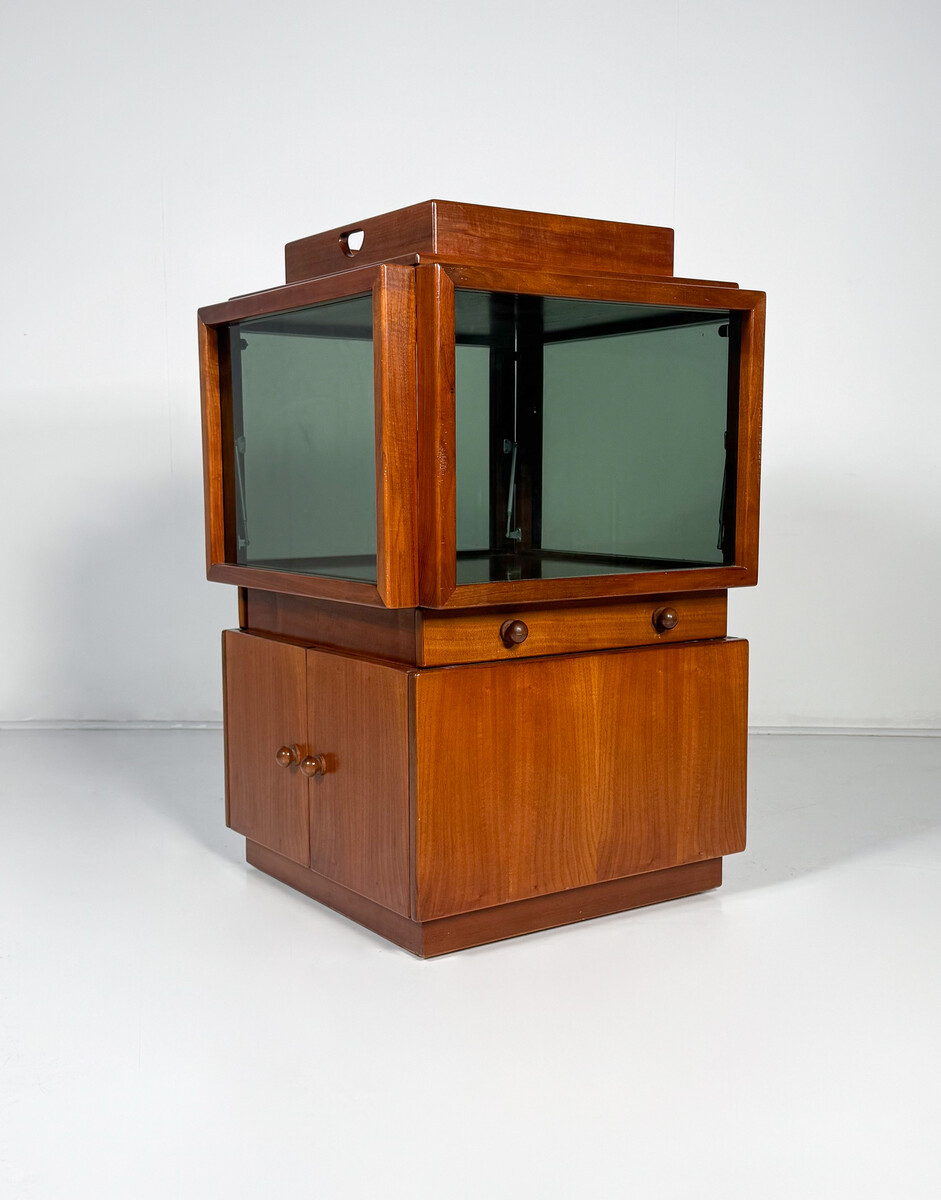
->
<box><xmin>285</xmin><ymin>202</ymin><xmax>436</xmax><ymax>283</ymax></box>
<box><xmin>223</xmin><ymin>632</ymin><xmax>310</xmax><ymax>866</ymax></box>
<box><xmin>307</xmin><ymin>650</ymin><xmax>411</xmax><ymax>916</ymax></box>
<box><xmin>373</xmin><ymin>264</ymin><xmax>419</xmax><ymax>608</ymax></box>
<box><xmin>284</xmin><ymin>200</ymin><xmax>674</xmax><ymax>284</ymax></box>
<box><xmin>241</xmin><ymin>591</ymin><xmax>728</xmax><ymax>666</ymax></box>
<box><xmin>247</xmin><ymin>841</ymin><xmax>721</xmax><ymax>958</ymax></box>
<box><xmin>435</xmin><ymin>565</ymin><xmax>751</xmax><ymax>609</ymax></box>
<box><xmin>420</xmin><ymin>858</ymin><xmax>722</xmax><ymax>957</ymax></box>
<box><xmin>735</xmin><ymin>293</ymin><xmax>766</xmax><ymax>583</ymax></box>
<box><xmin>443</xmin><ymin>263</ymin><xmax>761</xmax><ymax>309</ymax></box>
<box><xmin>197</xmin><ymin>320</ymin><xmax>225</xmax><ymax>572</ymax></box>
<box><xmin>209</xmin><ymin>563</ymin><xmax>386</xmax><ymax>606</ymax></box>
<box><xmin>198</xmin><ymin>263</ymin><xmax>382</xmax><ymax>327</ymax></box>
<box><xmin>419</xmin><ymin>593</ymin><xmax>727</xmax><ymax>664</ymax></box>
<box><xmin>416</xmin><ymin>264</ymin><xmax>456</xmax><ymax>606</ymax></box>
<box><xmin>241</xmin><ymin>589</ymin><xmax>419</xmax><ymax>662</ymax></box>
<box><xmin>413</xmin><ymin>639</ymin><xmax>747</xmax><ymax>920</ymax></box>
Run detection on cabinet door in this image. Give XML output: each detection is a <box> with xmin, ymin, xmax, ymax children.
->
<box><xmin>413</xmin><ymin>639</ymin><xmax>747</xmax><ymax>920</ymax></box>
<box><xmin>222</xmin><ymin>631</ymin><xmax>310</xmax><ymax>866</ymax></box>
<box><xmin>307</xmin><ymin>650</ymin><xmax>411</xmax><ymax>916</ymax></box>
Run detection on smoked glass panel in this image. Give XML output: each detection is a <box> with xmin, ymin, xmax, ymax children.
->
<box><xmin>453</xmin><ymin>290</ymin><xmax>736</xmax><ymax>584</ymax></box>
<box><xmin>227</xmin><ymin>294</ymin><xmax>376</xmax><ymax>582</ymax></box>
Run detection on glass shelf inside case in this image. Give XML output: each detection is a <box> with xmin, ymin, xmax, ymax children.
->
<box><xmin>453</xmin><ymin>289</ymin><xmax>739</xmax><ymax>585</ymax></box>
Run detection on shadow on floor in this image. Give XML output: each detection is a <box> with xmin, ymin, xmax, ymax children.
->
<box><xmin>724</xmin><ymin>733</ymin><xmax>941</xmax><ymax>894</ymax></box>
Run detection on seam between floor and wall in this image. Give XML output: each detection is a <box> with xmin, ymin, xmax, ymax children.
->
<box><xmin>0</xmin><ymin>721</ymin><xmax>939</xmax><ymax>736</ymax></box>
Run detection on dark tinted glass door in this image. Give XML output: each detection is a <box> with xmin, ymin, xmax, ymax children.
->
<box><xmin>454</xmin><ymin>290</ymin><xmax>738</xmax><ymax>585</ymax></box>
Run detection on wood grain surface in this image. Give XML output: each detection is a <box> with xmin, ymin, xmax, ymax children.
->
<box><xmin>443</xmin><ymin>263</ymin><xmax>762</xmax><ymax>308</ymax></box>
<box><xmin>284</xmin><ymin>200</ymin><xmax>674</xmax><ymax>283</ymax></box>
<box><xmin>413</xmin><ymin>639</ymin><xmax>747</xmax><ymax>920</ymax></box>
<box><xmin>208</xmin><ymin>563</ymin><xmax>386</xmax><ymax>607</ymax></box>
<box><xmin>307</xmin><ymin>650</ymin><xmax>411</xmax><ymax>915</ymax></box>
<box><xmin>198</xmin><ymin>263</ymin><xmax>381</xmax><ymax>327</ymax></box>
<box><xmin>198</xmin><ymin>319</ymin><xmax>225</xmax><ymax>571</ymax></box>
<box><xmin>434</xmin><ymin>565</ymin><xmax>751</xmax><ymax>608</ymax></box>
<box><xmin>373</xmin><ymin>264</ymin><xmax>418</xmax><ymax>608</ymax></box>
<box><xmin>419</xmin><ymin>593</ymin><xmax>727</xmax><ymax>665</ymax></box>
<box><xmin>416</xmin><ymin>264</ymin><xmax>456</xmax><ymax>606</ymax></box>
<box><xmin>734</xmin><ymin>293</ymin><xmax>766</xmax><ymax>585</ymax></box>
<box><xmin>419</xmin><ymin>858</ymin><xmax>722</xmax><ymax>956</ymax></box>
<box><xmin>241</xmin><ymin>590</ymin><xmax>419</xmax><ymax>663</ymax></box>
<box><xmin>223</xmin><ymin>632</ymin><xmax>310</xmax><ymax>866</ymax></box>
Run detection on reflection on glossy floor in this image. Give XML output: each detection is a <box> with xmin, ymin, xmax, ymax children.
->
<box><xmin>2</xmin><ymin>730</ymin><xmax>939</xmax><ymax>1199</ymax></box>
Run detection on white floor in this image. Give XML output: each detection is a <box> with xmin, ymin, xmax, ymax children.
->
<box><xmin>1</xmin><ymin>730</ymin><xmax>939</xmax><ymax>1199</ymax></box>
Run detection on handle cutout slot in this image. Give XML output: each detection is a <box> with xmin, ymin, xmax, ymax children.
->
<box><xmin>340</xmin><ymin>228</ymin><xmax>365</xmax><ymax>257</ymax></box>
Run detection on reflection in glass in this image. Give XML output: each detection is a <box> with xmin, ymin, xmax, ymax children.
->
<box><xmin>453</xmin><ymin>290</ymin><xmax>737</xmax><ymax>585</ymax></box>
<box><xmin>227</xmin><ymin>294</ymin><xmax>376</xmax><ymax>582</ymax></box>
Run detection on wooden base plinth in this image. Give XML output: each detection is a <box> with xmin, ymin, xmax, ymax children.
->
<box><xmin>246</xmin><ymin>840</ymin><xmax>722</xmax><ymax>957</ymax></box>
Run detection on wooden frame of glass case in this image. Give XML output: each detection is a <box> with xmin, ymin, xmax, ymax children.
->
<box><xmin>199</xmin><ymin>251</ymin><xmax>764</xmax><ymax>613</ymax></box>
<box><xmin>417</xmin><ymin>261</ymin><xmax>764</xmax><ymax>608</ymax></box>
<box><xmin>199</xmin><ymin>262</ymin><xmax>419</xmax><ymax>609</ymax></box>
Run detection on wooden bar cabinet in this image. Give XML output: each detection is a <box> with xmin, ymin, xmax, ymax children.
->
<box><xmin>198</xmin><ymin>200</ymin><xmax>765</xmax><ymax>956</ymax></box>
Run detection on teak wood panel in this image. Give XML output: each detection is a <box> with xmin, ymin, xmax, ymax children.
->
<box><xmin>198</xmin><ymin>263</ymin><xmax>382</xmax><ymax>326</ymax></box>
<box><xmin>241</xmin><ymin>589</ymin><xmax>419</xmax><ymax>663</ymax></box>
<box><xmin>223</xmin><ymin>631</ymin><xmax>310</xmax><ymax>866</ymax></box>
<box><xmin>209</xmin><ymin>564</ymin><xmax>387</xmax><ymax>607</ymax></box>
<box><xmin>284</xmin><ymin>200</ymin><xmax>674</xmax><ymax>283</ymax></box>
<box><xmin>416</xmin><ymin>264</ymin><xmax>456</xmax><ymax>606</ymax></box>
<box><xmin>373</xmin><ymin>264</ymin><xmax>418</xmax><ymax>608</ymax></box>
<box><xmin>432</xmin><ymin>566</ymin><xmax>751</xmax><ymax>609</ymax></box>
<box><xmin>198</xmin><ymin>320</ymin><xmax>224</xmax><ymax>571</ymax></box>
<box><xmin>418</xmin><ymin>593</ymin><xmax>728</xmax><ymax>665</ymax></box>
<box><xmin>307</xmin><ymin>650</ymin><xmax>411</xmax><ymax>916</ymax></box>
<box><xmin>734</xmin><ymin>292</ymin><xmax>765</xmax><ymax>579</ymax></box>
<box><xmin>412</xmin><ymin>639</ymin><xmax>747</xmax><ymax>920</ymax></box>
<box><xmin>417</xmin><ymin>857</ymin><xmax>722</xmax><ymax>956</ymax></box>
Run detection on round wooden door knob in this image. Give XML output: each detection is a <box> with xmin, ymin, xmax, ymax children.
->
<box><xmin>276</xmin><ymin>745</ymin><xmax>299</xmax><ymax>767</ymax></box>
<box><xmin>299</xmin><ymin>754</ymin><xmax>326</xmax><ymax>778</ymax></box>
<box><xmin>500</xmin><ymin>619</ymin><xmax>529</xmax><ymax>647</ymax></box>
<box><xmin>652</xmin><ymin>607</ymin><xmax>679</xmax><ymax>633</ymax></box>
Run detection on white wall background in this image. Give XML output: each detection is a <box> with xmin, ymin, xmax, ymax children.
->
<box><xmin>1</xmin><ymin>0</ymin><xmax>938</xmax><ymax>728</ymax></box>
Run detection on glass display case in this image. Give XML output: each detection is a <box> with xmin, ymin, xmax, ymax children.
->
<box><xmin>198</xmin><ymin>201</ymin><xmax>765</xmax><ymax>955</ymax></box>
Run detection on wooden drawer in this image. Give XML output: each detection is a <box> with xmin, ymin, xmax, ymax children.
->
<box><xmin>418</xmin><ymin>592</ymin><xmax>727</xmax><ymax>666</ymax></box>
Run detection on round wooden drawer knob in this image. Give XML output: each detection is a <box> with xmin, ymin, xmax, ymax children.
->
<box><xmin>276</xmin><ymin>745</ymin><xmax>299</xmax><ymax>767</ymax></box>
<box><xmin>500</xmin><ymin>619</ymin><xmax>529</xmax><ymax>647</ymax></box>
<box><xmin>299</xmin><ymin>754</ymin><xmax>326</xmax><ymax>778</ymax></box>
<box><xmin>652</xmin><ymin>607</ymin><xmax>679</xmax><ymax>633</ymax></box>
